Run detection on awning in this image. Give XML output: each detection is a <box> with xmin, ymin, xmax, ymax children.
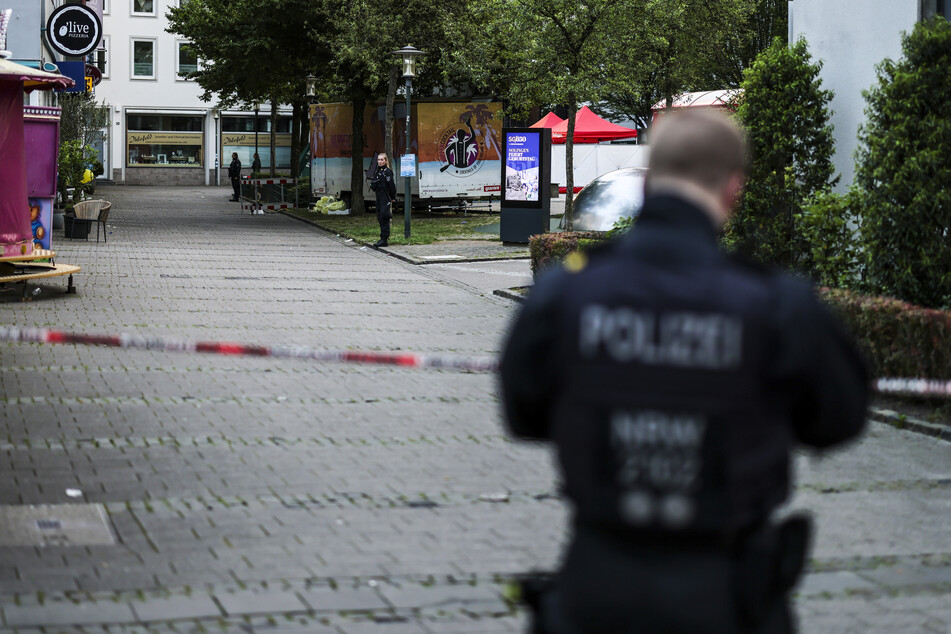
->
<box><xmin>0</xmin><ymin>57</ymin><xmax>75</xmax><ymax>92</ymax></box>
<box><xmin>550</xmin><ymin>106</ymin><xmax>638</xmax><ymax>144</ymax></box>
<box><xmin>530</xmin><ymin>112</ymin><xmax>565</xmax><ymax>128</ymax></box>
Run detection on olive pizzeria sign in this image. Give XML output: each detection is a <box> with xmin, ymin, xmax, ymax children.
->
<box><xmin>46</xmin><ymin>3</ymin><xmax>102</xmax><ymax>57</ymax></box>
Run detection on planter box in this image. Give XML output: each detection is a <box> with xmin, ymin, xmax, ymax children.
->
<box><xmin>64</xmin><ymin>215</ymin><xmax>91</xmax><ymax>239</ymax></box>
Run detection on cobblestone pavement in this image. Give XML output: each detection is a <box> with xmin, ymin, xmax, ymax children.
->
<box><xmin>0</xmin><ymin>186</ymin><xmax>948</xmax><ymax>633</ymax></box>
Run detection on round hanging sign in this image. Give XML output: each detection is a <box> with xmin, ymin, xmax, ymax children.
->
<box><xmin>46</xmin><ymin>4</ymin><xmax>102</xmax><ymax>57</ymax></box>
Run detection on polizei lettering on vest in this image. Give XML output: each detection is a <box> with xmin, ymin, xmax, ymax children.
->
<box><xmin>579</xmin><ymin>305</ymin><xmax>743</xmax><ymax>369</ymax></box>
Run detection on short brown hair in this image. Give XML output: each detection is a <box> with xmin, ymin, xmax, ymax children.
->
<box><xmin>647</xmin><ymin>110</ymin><xmax>747</xmax><ymax>191</ymax></box>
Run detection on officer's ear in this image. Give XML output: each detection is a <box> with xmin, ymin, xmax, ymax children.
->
<box><xmin>723</xmin><ymin>171</ymin><xmax>745</xmax><ymax>214</ymax></box>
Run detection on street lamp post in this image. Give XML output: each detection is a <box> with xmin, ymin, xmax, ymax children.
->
<box><xmin>212</xmin><ymin>108</ymin><xmax>220</xmax><ymax>186</ymax></box>
<box><xmin>392</xmin><ymin>45</ymin><xmax>426</xmax><ymax>239</ymax></box>
<box><xmin>252</xmin><ymin>101</ymin><xmax>260</xmax><ymax>173</ymax></box>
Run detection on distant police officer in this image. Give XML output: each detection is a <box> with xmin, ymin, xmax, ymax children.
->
<box><xmin>500</xmin><ymin>110</ymin><xmax>868</xmax><ymax>633</ymax></box>
<box><xmin>228</xmin><ymin>152</ymin><xmax>242</xmax><ymax>202</ymax></box>
<box><xmin>368</xmin><ymin>153</ymin><xmax>397</xmax><ymax>247</ymax></box>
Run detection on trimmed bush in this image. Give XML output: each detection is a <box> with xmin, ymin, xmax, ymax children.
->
<box><xmin>528</xmin><ymin>232</ymin><xmax>951</xmax><ymax>380</ymax></box>
<box><xmin>529</xmin><ymin>231</ymin><xmax>605</xmax><ymax>278</ymax></box>
<box><xmin>820</xmin><ymin>288</ymin><xmax>951</xmax><ymax>380</ymax></box>
<box><xmin>729</xmin><ymin>37</ymin><xmax>837</xmax><ymax>274</ymax></box>
<box><xmin>854</xmin><ymin>18</ymin><xmax>951</xmax><ymax>309</ymax></box>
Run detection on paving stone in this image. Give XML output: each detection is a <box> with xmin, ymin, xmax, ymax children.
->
<box><xmin>2</xmin><ymin>599</ymin><xmax>136</xmax><ymax>626</ymax></box>
<box><xmin>214</xmin><ymin>587</ymin><xmax>309</xmax><ymax>617</ymax></box>
<box><xmin>858</xmin><ymin>563</ymin><xmax>951</xmax><ymax>589</ymax></box>
<box><xmin>797</xmin><ymin>571</ymin><xmax>881</xmax><ymax>596</ymax></box>
<box><xmin>378</xmin><ymin>582</ymin><xmax>503</xmax><ymax>610</ymax></box>
<box><xmin>130</xmin><ymin>593</ymin><xmax>223</xmax><ymax>622</ymax></box>
<box><xmin>298</xmin><ymin>586</ymin><xmax>389</xmax><ymax>612</ymax></box>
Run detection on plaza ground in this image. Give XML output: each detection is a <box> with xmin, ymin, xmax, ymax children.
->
<box><xmin>0</xmin><ymin>186</ymin><xmax>947</xmax><ymax>633</ymax></box>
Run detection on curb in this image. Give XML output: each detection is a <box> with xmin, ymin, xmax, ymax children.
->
<box><xmin>868</xmin><ymin>407</ymin><xmax>951</xmax><ymax>441</ymax></box>
<box><xmin>493</xmin><ymin>288</ymin><xmax>527</xmax><ymax>303</ymax></box>
<box><xmin>279</xmin><ymin>210</ymin><xmax>531</xmax><ymax>265</ymax></box>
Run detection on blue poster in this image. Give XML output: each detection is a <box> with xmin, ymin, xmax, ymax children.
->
<box><xmin>504</xmin><ymin>131</ymin><xmax>541</xmax><ymax>202</ymax></box>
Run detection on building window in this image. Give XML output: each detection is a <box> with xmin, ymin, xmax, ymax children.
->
<box><xmin>131</xmin><ymin>39</ymin><xmax>155</xmax><ymax>79</ymax></box>
<box><xmin>127</xmin><ymin>115</ymin><xmax>204</xmax><ymax>167</ymax></box>
<box><xmin>88</xmin><ymin>35</ymin><xmax>109</xmax><ymax>79</ymax></box>
<box><xmin>921</xmin><ymin>0</ymin><xmax>948</xmax><ymax>19</ymax></box>
<box><xmin>177</xmin><ymin>41</ymin><xmax>198</xmax><ymax>79</ymax></box>
<box><xmin>132</xmin><ymin>0</ymin><xmax>155</xmax><ymax>15</ymax></box>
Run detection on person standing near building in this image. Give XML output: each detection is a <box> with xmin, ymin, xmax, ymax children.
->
<box><xmin>251</xmin><ymin>153</ymin><xmax>262</xmax><ymax>174</ymax></box>
<box><xmin>500</xmin><ymin>110</ymin><xmax>868</xmax><ymax>633</ymax></box>
<box><xmin>368</xmin><ymin>152</ymin><xmax>396</xmax><ymax>247</ymax></box>
<box><xmin>228</xmin><ymin>152</ymin><xmax>242</xmax><ymax>202</ymax></box>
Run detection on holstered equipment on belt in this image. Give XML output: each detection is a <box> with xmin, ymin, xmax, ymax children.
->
<box><xmin>736</xmin><ymin>513</ymin><xmax>812</xmax><ymax>626</ymax></box>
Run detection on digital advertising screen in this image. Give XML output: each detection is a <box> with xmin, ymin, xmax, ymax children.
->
<box><xmin>502</xmin><ymin>130</ymin><xmax>542</xmax><ymax>204</ymax></box>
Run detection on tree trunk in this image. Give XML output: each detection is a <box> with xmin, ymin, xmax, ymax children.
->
<box><xmin>564</xmin><ymin>92</ymin><xmax>577</xmax><ymax>231</ymax></box>
<box><xmin>385</xmin><ymin>66</ymin><xmax>398</xmax><ymax>165</ymax></box>
<box><xmin>349</xmin><ymin>90</ymin><xmax>366</xmax><ymax>215</ymax></box>
<box><xmin>269</xmin><ymin>98</ymin><xmax>278</xmax><ymax>177</ymax></box>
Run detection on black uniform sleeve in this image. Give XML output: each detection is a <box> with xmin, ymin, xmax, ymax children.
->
<box><xmin>386</xmin><ymin>169</ymin><xmax>397</xmax><ymax>199</ymax></box>
<box><xmin>499</xmin><ymin>273</ymin><xmax>563</xmax><ymax>441</ymax></box>
<box><xmin>773</xmin><ymin>278</ymin><xmax>869</xmax><ymax>448</ymax></box>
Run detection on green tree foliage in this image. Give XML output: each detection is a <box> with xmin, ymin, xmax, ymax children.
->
<box><xmin>727</xmin><ymin>37</ymin><xmax>837</xmax><ymax>274</ymax></box>
<box><xmin>454</xmin><ymin>0</ymin><xmax>647</xmax><ymax>228</ymax></box>
<box><xmin>57</xmin><ymin>140</ymin><xmax>99</xmax><ymax>206</ymax></box>
<box><xmin>597</xmin><ymin>0</ymin><xmax>758</xmax><ymax>130</ymax></box>
<box><xmin>855</xmin><ymin>18</ymin><xmax>951</xmax><ymax>309</ymax></box>
<box><xmin>167</xmin><ymin>0</ymin><xmax>326</xmax><ymax>178</ymax></box>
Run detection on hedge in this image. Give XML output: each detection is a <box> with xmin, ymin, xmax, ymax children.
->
<box><xmin>530</xmin><ymin>232</ymin><xmax>951</xmax><ymax>380</ymax></box>
<box><xmin>820</xmin><ymin>289</ymin><xmax>951</xmax><ymax>381</ymax></box>
<box><xmin>529</xmin><ymin>231</ymin><xmax>604</xmax><ymax>278</ymax></box>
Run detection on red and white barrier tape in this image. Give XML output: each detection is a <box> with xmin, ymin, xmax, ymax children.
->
<box><xmin>874</xmin><ymin>378</ymin><xmax>951</xmax><ymax>398</ymax></box>
<box><xmin>1</xmin><ymin>326</ymin><xmax>949</xmax><ymax>395</ymax></box>
<box><xmin>0</xmin><ymin>326</ymin><xmax>498</xmax><ymax>373</ymax></box>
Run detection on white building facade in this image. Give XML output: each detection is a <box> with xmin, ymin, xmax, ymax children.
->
<box><xmin>788</xmin><ymin>0</ymin><xmax>948</xmax><ymax>190</ymax></box>
<box><xmin>10</xmin><ymin>0</ymin><xmax>292</xmax><ymax>186</ymax></box>
<box><xmin>95</xmin><ymin>0</ymin><xmax>292</xmax><ymax>185</ymax></box>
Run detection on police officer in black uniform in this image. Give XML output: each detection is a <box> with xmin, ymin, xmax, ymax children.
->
<box><xmin>228</xmin><ymin>152</ymin><xmax>242</xmax><ymax>202</ymax></box>
<box><xmin>368</xmin><ymin>153</ymin><xmax>397</xmax><ymax>247</ymax></box>
<box><xmin>500</xmin><ymin>110</ymin><xmax>868</xmax><ymax>633</ymax></box>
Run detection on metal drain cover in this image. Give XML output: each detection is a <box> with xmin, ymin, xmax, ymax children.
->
<box><xmin>0</xmin><ymin>504</ymin><xmax>115</xmax><ymax>546</ymax></box>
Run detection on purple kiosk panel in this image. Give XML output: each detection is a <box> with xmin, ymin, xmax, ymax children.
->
<box><xmin>23</xmin><ymin>107</ymin><xmax>61</xmax><ymax>250</ymax></box>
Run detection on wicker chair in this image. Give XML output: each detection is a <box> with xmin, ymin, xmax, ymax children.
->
<box><xmin>94</xmin><ymin>201</ymin><xmax>112</xmax><ymax>243</ymax></box>
<box><xmin>69</xmin><ymin>200</ymin><xmax>111</xmax><ymax>242</ymax></box>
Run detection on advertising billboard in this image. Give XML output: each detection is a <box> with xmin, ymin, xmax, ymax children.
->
<box><xmin>310</xmin><ymin>101</ymin><xmax>502</xmax><ymax>200</ymax></box>
<box><xmin>503</xmin><ymin>130</ymin><xmax>542</xmax><ymax>203</ymax></box>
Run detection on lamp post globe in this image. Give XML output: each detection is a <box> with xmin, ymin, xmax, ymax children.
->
<box><xmin>390</xmin><ymin>45</ymin><xmax>426</xmax><ymax>239</ymax></box>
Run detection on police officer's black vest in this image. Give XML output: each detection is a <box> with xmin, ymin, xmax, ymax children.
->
<box><xmin>550</xmin><ymin>196</ymin><xmax>793</xmax><ymax>536</ymax></box>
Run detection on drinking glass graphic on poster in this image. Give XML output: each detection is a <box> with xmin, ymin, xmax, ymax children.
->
<box><xmin>504</xmin><ymin>131</ymin><xmax>540</xmax><ymax>202</ymax></box>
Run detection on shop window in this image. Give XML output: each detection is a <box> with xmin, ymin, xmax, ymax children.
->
<box><xmin>177</xmin><ymin>42</ymin><xmax>199</xmax><ymax>79</ymax></box>
<box><xmin>131</xmin><ymin>39</ymin><xmax>155</xmax><ymax>79</ymax></box>
<box><xmin>132</xmin><ymin>0</ymin><xmax>155</xmax><ymax>15</ymax></box>
<box><xmin>127</xmin><ymin>116</ymin><xmax>203</xmax><ymax>168</ymax></box>
<box><xmin>221</xmin><ymin>115</ymin><xmax>294</xmax><ymax>170</ymax></box>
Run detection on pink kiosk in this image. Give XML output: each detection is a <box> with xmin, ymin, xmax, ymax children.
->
<box><xmin>0</xmin><ymin>56</ymin><xmax>81</xmax><ymax>297</ymax></box>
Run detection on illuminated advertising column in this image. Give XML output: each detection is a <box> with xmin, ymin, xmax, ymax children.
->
<box><xmin>500</xmin><ymin>127</ymin><xmax>551</xmax><ymax>243</ymax></box>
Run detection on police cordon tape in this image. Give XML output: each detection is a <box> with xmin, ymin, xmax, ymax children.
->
<box><xmin>1</xmin><ymin>326</ymin><xmax>949</xmax><ymax>397</ymax></box>
<box><xmin>0</xmin><ymin>326</ymin><xmax>499</xmax><ymax>373</ymax></box>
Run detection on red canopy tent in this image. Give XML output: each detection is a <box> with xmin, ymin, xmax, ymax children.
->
<box><xmin>550</xmin><ymin>106</ymin><xmax>638</xmax><ymax>144</ymax></box>
<box><xmin>0</xmin><ymin>58</ymin><xmax>73</xmax><ymax>256</ymax></box>
<box><xmin>530</xmin><ymin>112</ymin><xmax>565</xmax><ymax>128</ymax></box>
